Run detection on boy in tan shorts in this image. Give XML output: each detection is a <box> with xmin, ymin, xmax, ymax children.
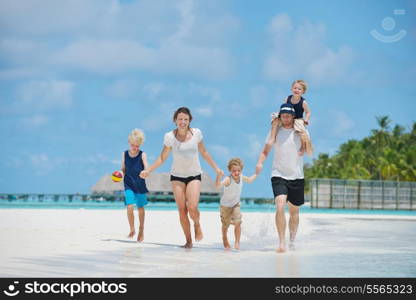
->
<box><xmin>216</xmin><ymin>158</ymin><xmax>257</xmax><ymax>250</ymax></box>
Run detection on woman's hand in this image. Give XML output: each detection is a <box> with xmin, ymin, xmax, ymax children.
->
<box><xmin>215</xmin><ymin>168</ymin><xmax>224</xmax><ymax>177</ymax></box>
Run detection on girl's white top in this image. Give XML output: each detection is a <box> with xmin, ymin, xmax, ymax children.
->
<box><xmin>164</xmin><ymin>128</ymin><xmax>203</xmax><ymax>177</ymax></box>
<box><xmin>220</xmin><ymin>174</ymin><xmax>243</xmax><ymax>207</ymax></box>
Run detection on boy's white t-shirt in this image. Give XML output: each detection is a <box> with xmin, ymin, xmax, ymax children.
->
<box><xmin>265</xmin><ymin>127</ymin><xmax>304</xmax><ymax>180</ymax></box>
<box><xmin>220</xmin><ymin>174</ymin><xmax>243</xmax><ymax>207</ymax></box>
<box><xmin>164</xmin><ymin>128</ymin><xmax>203</xmax><ymax>177</ymax></box>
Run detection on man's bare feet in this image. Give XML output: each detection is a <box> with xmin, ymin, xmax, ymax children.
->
<box><xmin>128</xmin><ymin>230</ymin><xmax>135</xmax><ymax>238</ymax></box>
<box><xmin>288</xmin><ymin>241</ymin><xmax>295</xmax><ymax>251</ymax></box>
<box><xmin>194</xmin><ymin>224</ymin><xmax>203</xmax><ymax>241</ymax></box>
<box><xmin>234</xmin><ymin>241</ymin><xmax>240</xmax><ymax>250</ymax></box>
<box><xmin>181</xmin><ymin>241</ymin><xmax>193</xmax><ymax>249</ymax></box>
<box><xmin>137</xmin><ymin>227</ymin><xmax>144</xmax><ymax>242</ymax></box>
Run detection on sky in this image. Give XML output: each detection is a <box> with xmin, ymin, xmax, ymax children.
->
<box><xmin>0</xmin><ymin>0</ymin><xmax>415</xmax><ymax>197</ymax></box>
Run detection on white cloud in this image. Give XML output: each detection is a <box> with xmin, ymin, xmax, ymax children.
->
<box><xmin>169</xmin><ymin>0</ymin><xmax>194</xmax><ymax>43</ymax></box>
<box><xmin>16</xmin><ymin>79</ymin><xmax>74</xmax><ymax>111</ymax></box>
<box><xmin>27</xmin><ymin>152</ymin><xmax>118</xmax><ymax>176</ymax></box>
<box><xmin>0</xmin><ymin>38</ymin><xmax>49</xmax><ymax>64</ymax></box>
<box><xmin>250</xmin><ymin>85</ymin><xmax>268</xmax><ymax>107</ymax></box>
<box><xmin>330</xmin><ymin>110</ymin><xmax>355</xmax><ymax>136</ymax></box>
<box><xmin>313</xmin><ymin>109</ymin><xmax>354</xmax><ymax>139</ymax></box>
<box><xmin>53</xmin><ymin>39</ymin><xmax>156</xmax><ymax>75</ymax></box>
<box><xmin>141</xmin><ymin>116</ymin><xmax>169</xmax><ymax>132</ymax></box>
<box><xmin>263</xmin><ymin>14</ymin><xmax>354</xmax><ymax>85</ymax></box>
<box><xmin>155</xmin><ymin>42</ymin><xmax>232</xmax><ymax>78</ymax></box>
<box><xmin>269</xmin><ymin>13</ymin><xmax>293</xmax><ymax>34</ymax></box>
<box><xmin>189</xmin><ymin>84</ymin><xmax>221</xmax><ymax>103</ymax></box>
<box><xmin>0</xmin><ymin>68</ymin><xmax>44</xmax><ymax>80</ymax></box>
<box><xmin>195</xmin><ymin>106</ymin><xmax>213</xmax><ymax>117</ymax></box>
<box><xmin>223</xmin><ymin>102</ymin><xmax>248</xmax><ymax>119</ymax></box>
<box><xmin>246</xmin><ymin>134</ymin><xmax>263</xmax><ymax>160</ymax></box>
<box><xmin>210</xmin><ymin>145</ymin><xmax>230</xmax><ymax>159</ymax></box>
<box><xmin>78</xmin><ymin>153</ymin><xmax>110</xmax><ymax>164</ymax></box>
<box><xmin>105</xmin><ymin>78</ymin><xmax>140</xmax><ymax>100</ymax></box>
<box><xmin>30</xmin><ymin>153</ymin><xmax>54</xmax><ymax>176</ymax></box>
<box><xmin>20</xmin><ymin>115</ymin><xmax>49</xmax><ymax>128</ymax></box>
<box><xmin>105</xmin><ymin>80</ymin><xmax>165</xmax><ymax>101</ymax></box>
<box><xmin>0</xmin><ymin>0</ymin><xmax>100</xmax><ymax>36</ymax></box>
<box><xmin>0</xmin><ymin>0</ymin><xmax>236</xmax><ymax>79</ymax></box>
<box><xmin>142</xmin><ymin>82</ymin><xmax>165</xmax><ymax>99</ymax></box>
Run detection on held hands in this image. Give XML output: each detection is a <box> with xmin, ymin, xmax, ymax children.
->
<box><xmin>215</xmin><ymin>168</ymin><xmax>224</xmax><ymax>177</ymax></box>
<box><xmin>255</xmin><ymin>163</ymin><xmax>263</xmax><ymax>175</ymax></box>
<box><xmin>139</xmin><ymin>170</ymin><xmax>150</xmax><ymax>179</ymax></box>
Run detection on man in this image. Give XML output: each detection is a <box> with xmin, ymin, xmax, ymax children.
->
<box><xmin>256</xmin><ymin>103</ymin><xmax>306</xmax><ymax>253</ymax></box>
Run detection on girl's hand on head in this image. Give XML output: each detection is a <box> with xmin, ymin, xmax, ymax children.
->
<box><xmin>271</xmin><ymin>118</ymin><xmax>280</xmax><ymax>127</ymax></box>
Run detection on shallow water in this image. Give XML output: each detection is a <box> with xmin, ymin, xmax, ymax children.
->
<box><xmin>1</xmin><ymin>199</ymin><xmax>415</xmax><ymax>216</ymax></box>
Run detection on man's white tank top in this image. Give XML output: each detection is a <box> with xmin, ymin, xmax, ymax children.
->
<box><xmin>220</xmin><ymin>175</ymin><xmax>243</xmax><ymax>207</ymax></box>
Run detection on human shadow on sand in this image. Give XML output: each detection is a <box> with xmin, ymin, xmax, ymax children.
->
<box><xmin>101</xmin><ymin>238</ymin><xmax>229</xmax><ymax>251</ymax></box>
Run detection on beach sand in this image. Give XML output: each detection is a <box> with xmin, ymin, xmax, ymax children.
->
<box><xmin>0</xmin><ymin>209</ymin><xmax>415</xmax><ymax>277</ymax></box>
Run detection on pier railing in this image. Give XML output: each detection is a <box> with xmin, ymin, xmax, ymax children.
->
<box><xmin>310</xmin><ymin>178</ymin><xmax>416</xmax><ymax>210</ymax></box>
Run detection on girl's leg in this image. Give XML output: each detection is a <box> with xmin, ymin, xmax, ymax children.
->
<box><xmin>137</xmin><ymin>207</ymin><xmax>145</xmax><ymax>242</ymax></box>
<box><xmin>171</xmin><ymin>181</ymin><xmax>192</xmax><ymax>248</ymax></box>
<box><xmin>294</xmin><ymin>120</ymin><xmax>313</xmax><ymax>155</ymax></box>
<box><xmin>185</xmin><ymin>179</ymin><xmax>203</xmax><ymax>241</ymax></box>
<box><xmin>127</xmin><ymin>204</ymin><xmax>135</xmax><ymax>238</ymax></box>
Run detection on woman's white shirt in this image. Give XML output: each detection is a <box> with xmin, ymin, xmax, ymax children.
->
<box><xmin>164</xmin><ymin>128</ymin><xmax>203</xmax><ymax>177</ymax></box>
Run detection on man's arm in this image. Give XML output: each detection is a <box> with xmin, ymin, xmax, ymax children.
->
<box><xmin>256</xmin><ymin>143</ymin><xmax>272</xmax><ymax>175</ymax></box>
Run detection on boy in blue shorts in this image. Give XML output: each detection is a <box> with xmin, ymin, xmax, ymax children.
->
<box><xmin>121</xmin><ymin>128</ymin><xmax>149</xmax><ymax>242</ymax></box>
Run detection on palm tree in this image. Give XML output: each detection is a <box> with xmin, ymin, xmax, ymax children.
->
<box><xmin>304</xmin><ymin>118</ymin><xmax>415</xmax><ymax>182</ymax></box>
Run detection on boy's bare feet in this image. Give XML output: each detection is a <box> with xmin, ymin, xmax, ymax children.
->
<box><xmin>194</xmin><ymin>223</ymin><xmax>203</xmax><ymax>241</ymax></box>
<box><xmin>234</xmin><ymin>241</ymin><xmax>240</xmax><ymax>250</ymax></box>
<box><xmin>276</xmin><ymin>243</ymin><xmax>286</xmax><ymax>253</ymax></box>
<box><xmin>137</xmin><ymin>227</ymin><xmax>144</xmax><ymax>242</ymax></box>
<box><xmin>128</xmin><ymin>230</ymin><xmax>135</xmax><ymax>238</ymax></box>
<box><xmin>223</xmin><ymin>238</ymin><xmax>231</xmax><ymax>250</ymax></box>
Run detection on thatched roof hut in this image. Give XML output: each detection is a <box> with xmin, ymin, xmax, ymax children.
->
<box><xmin>90</xmin><ymin>172</ymin><xmax>219</xmax><ymax>195</ymax></box>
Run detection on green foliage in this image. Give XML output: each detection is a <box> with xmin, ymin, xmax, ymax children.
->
<box><xmin>305</xmin><ymin>116</ymin><xmax>416</xmax><ymax>182</ymax></box>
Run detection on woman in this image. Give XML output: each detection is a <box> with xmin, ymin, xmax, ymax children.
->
<box><xmin>140</xmin><ymin>107</ymin><xmax>223</xmax><ymax>248</ymax></box>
